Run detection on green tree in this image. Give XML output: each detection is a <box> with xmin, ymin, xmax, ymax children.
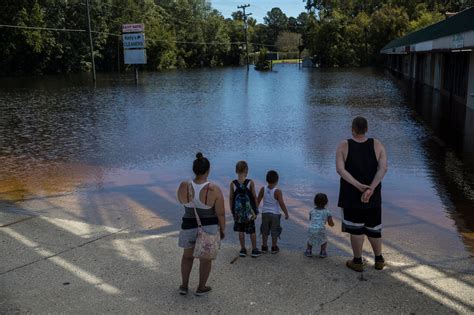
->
<box><xmin>263</xmin><ymin>8</ymin><xmax>288</xmax><ymax>46</ymax></box>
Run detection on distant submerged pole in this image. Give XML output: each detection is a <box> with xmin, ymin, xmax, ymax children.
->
<box><xmin>238</xmin><ymin>4</ymin><xmax>251</xmax><ymax>71</ymax></box>
<box><xmin>86</xmin><ymin>0</ymin><xmax>96</xmax><ymax>82</ymax></box>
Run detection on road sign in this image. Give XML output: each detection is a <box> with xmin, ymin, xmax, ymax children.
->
<box><xmin>123</xmin><ymin>33</ymin><xmax>145</xmax><ymax>49</ymax></box>
<box><xmin>124</xmin><ymin>49</ymin><xmax>147</xmax><ymax>64</ymax></box>
<box><xmin>122</xmin><ymin>23</ymin><xmax>144</xmax><ymax>33</ymax></box>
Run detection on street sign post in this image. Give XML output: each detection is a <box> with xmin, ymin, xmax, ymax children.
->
<box><xmin>124</xmin><ymin>49</ymin><xmax>147</xmax><ymax>64</ymax></box>
<box><xmin>122</xmin><ymin>23</ymin><xmax>144</xmax><ymax>33</ymax></box>
<box><xmin>122</xmin><ymin>33</ymin><xmax>145</xmax><ymax>49</ymax></box>
<box><xmin>122</xmin><ymin>23</ymin><xmax>147</xmax><ymax>84</ymax></box>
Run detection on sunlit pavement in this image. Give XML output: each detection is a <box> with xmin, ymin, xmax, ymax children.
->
<box><xmin>1</xmin><ymin>204</ymin><xmax>473</xmax><ymax>314</ymax></box>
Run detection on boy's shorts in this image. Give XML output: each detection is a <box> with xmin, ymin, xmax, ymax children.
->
<box><xmin>233</xmin><ymin>220</ymin><xmax>256</xmax><ymax>234</ymax></box>
<box><xmin>341</xmin><ymin>206</ymin><xmax>382</xmax><ymax>238</ymax></box>
<box><xmin>260</xmin><ymin>213</ymin><xmax>282</xmax><ymax>238</ymax></box>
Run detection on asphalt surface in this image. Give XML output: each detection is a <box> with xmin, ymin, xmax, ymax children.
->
<box><xmin>1</xmin><ymin>207</ymin><xmax>473</xmax><ymax>314</ymax></box>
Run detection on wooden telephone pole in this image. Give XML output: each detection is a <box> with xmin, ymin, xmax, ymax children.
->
<box><xmin>238</xmin><ymin>4</ymin><xmax>252</xmax><ymax>71</ymax></box>
<box><xmin>85</xmin><ymin>0</ymin><xmax>96</xmax><ymax>82</ymax></box>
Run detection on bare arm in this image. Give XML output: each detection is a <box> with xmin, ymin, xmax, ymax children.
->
<box><xmin>250</xmin><ymin>180</ymin><xmax>258</xmax><ymax>214</ymax></box>
<box><xmin>257</xmin><ymin>187</ymin><xmax>264</xmax><ymax>207</ymax></box>
<box><xmin>362</xmin><ymin>140</ymin><xmax>388</xmax><ymax>202</ymax></box>
<box><xmin>327</xmin><ymin>216</ymin><xmax>335</xmax><ymax>227</ymax></box>
<box><xmin>228</xmin><ymin>181</ymin><xmax>234</xmax><ymax>215</ymax></box>
<box><xmin>176</xmin><ymin>181</ymin><xmax>190</xmax><ymax>204</ymax></box>
<box><xmin>336</xmin><ymin>141</ymin><xmax>369</xmax><ymax>192</ymax></box>
<box><xmin>213</xmin><ymin>185</ymin><xmax>226</xmax><ymax>240</ymax></box>
<box><xmin>370</xmin><ymin>140</ymin><xmax>388</xmax><ymax>190</ymax></box>
<box><xmin>275</xmin><ymin>189</ymin><xmax>289</xmax><ymax>219</ymax></box>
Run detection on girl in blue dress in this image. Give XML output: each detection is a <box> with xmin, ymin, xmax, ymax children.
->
<box><xmin>305</xmin><ymin>193</ymin><xmax>334</xmax><ymax>258</ymax></box>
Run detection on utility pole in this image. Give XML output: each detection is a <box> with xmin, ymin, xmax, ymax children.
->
<box><xmin>117</xmin><ymin>26</ymin><xmax>121</xmax><ymax>72</ymax></box>
<box><xmin>86</xmin><ymin>0</ymin><xmax>96</xmax><ymax>82</ymax></box>
<box><xmin>238</xmin><ymin>4</ymin><xmax>251</xmax><ymax>71</ymax></box>
<box><xmin>298</xmin><ymin>38</ymin><xmax>302</xmax><ymax>69</ymax></box>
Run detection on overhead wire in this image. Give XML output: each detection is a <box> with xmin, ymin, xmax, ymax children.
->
<box><xmin>0</xmin><ymin>0</ymin><xmax>278</xmax><ymax>47</ymax></box>
<box><xmin>0</xmin><ymin>24</ymin><xmax>276</xmax><ymax>47</ymax></box>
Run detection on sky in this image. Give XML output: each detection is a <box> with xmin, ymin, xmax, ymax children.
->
<box><xmin>211</xmin><ymin>0</ymin><xmax>307</xmax><ymax>23</ymax></box>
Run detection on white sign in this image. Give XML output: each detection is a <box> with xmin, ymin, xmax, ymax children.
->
<box><xmin>123</xmin><ymin>33</ymin><xmax>145</xmax><ymax>49</ymax></box>
<box><xmin>122</xmin><ymin>23</ymin><xmax>144</xmax><ymax>33</ymax></box>
<box><xmin>453</xmin><ymin>34</ymin><xmax>464</xmax><ymax>49</ymax></box>
<box><xmin>124</xmin><ymin>49</ymin><xmax>147</xmax><ymax>64</ymax></box>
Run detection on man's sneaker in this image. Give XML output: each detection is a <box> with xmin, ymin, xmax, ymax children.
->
<box><xmin>271</xmin><ymin>246</ymin><xmax>280</xmax><ymax>254</ymax></box>
<box><xmin>179</xmin><ymin>285</ymin><xmax>188</xmax><ymax>295</ymax></box>
<box><xmin>261</xmin><ymin>245</ymin><xmax>268</xmax><ymax>253</ymax></box>
<box><xmin>195</xmin><ymin>286</ymin><xmax>212</xmax><ymax>296</ymax></box>
<box><xmin>319</xmin><ymin>250</ymin><xmax>328</xmax><ymax>258</ymax></box>
<box><xmin>346</xmin><ymin>259</ymin><xmax>364</xmax><ymax>272</ymax></box>
<box><xmin>375</xmin><ymin>256</ymin><xmax>385</xmax><ymax>270</ymax></box>
<box><xmin>304</xmin><ymin>249</ymin><xmax>313</xmax><ymax>257</ymax></box>
<box><xmin>251</xmin><ymin>249</ymin><xmax>263</xmax><ymax>258</ymax></box>
<box><xmin>239</xmin><ymin>248</ymin><xmax>247</xmax><ymax>257</ymax></box>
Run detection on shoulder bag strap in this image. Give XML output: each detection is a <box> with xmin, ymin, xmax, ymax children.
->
<box><xmin>188</xmin><ymin>182</ymin><xmax>202</xmax><ymax>227</ymax></box>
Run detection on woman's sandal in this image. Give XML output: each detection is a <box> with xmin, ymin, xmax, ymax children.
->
<box><xmin>195</xmin><ymin>286</ymin><xmax>212</xmax><ymax>296</ymax></box>
<box><xmin>179</xmin><ymin>285</ymin><xmax>188</xmax><ymax>295</ymax></box>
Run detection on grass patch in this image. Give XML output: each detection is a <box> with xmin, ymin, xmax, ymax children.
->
<box><xmin>271</xmin><ymin>59</ymin><xmax>301</xmax><ymax>64</ymax></box>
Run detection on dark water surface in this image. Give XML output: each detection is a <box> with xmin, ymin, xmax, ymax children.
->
<box><xmin>1</xmin><ymin>66</ymin><xmax>473</xmax><ymax>257</ymax></box>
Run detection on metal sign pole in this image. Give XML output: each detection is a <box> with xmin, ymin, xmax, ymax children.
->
<box><xmin>122</xmin><ymin>23</ymin><xmax>146</xmax><ymax>85</ymax></box>
<box><xmin>135</xmin><ymin>66</ymin><xmax>138</xmax><ymax>85</ymax></box>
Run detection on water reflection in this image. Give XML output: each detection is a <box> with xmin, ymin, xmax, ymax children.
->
<box><xmin>0</xmin><ymin>66</ymin><xmax>473</xmax><ymax>255</ymax></box>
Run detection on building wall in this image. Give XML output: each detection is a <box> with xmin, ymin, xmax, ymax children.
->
<box><xmin>467</xmin><ymin>51</ymin><xmax>474</xmax><ymax>110</ymax></box>
<box><xmin>424</xmin><ymin>53</ymin><xmax>432</xmax><ymax>85</ymax></box>
<box><xmin>433</xmin><ymin>53</ymin><xmax>442</xmax><ymax>90</ymax></box>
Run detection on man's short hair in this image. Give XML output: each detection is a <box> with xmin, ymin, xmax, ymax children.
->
<box><xmin>352</xmin><ymin>116</ymin><xmax>368</xmax><ymax>135</ymax></box>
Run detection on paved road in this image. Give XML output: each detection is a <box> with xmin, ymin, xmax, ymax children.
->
<box><xmin>1</xmin><ymin>206</ymin><xmax>473</xmax><ymax>314</ymax></box>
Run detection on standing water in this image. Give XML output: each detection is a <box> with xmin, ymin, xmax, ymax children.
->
<box><xmin>0</xmin><ymin>66</ymin><xmax>473</xmax><ymax>262</ymax></box>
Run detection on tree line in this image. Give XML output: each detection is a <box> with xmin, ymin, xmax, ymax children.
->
<box><xmin>0</xmin><ymin>0</ymin><xmax>472</xmax><ymax>75</ymax></box>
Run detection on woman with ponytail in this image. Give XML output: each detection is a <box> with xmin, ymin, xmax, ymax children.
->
<box><xmin>176</xmin><ymin>152</ymin><xmax>225</xmax><ymax>296</ymax></box>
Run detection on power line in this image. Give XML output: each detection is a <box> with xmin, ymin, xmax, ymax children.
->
<box><xmin>0</xmin><ymin>24</ymin><xmax>119</xmax><ymax>37</ymax></box>
<box><xmin>0</xmin><ymin>24</ymin><xmax>85</xmax><ymax>33</ymax></box>
<box><xmin>0</xmin><ymin>24</ymin><xmax>277</xmax><ymax>47</ymax></box>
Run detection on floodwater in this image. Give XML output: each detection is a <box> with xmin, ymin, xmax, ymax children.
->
<box><xmin>0</xmin><ymin>66</ymin><xmax>473</xmax><ymax>260</ymax></box>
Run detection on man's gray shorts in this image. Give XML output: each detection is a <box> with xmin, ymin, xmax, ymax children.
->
<box><xmin>260</xmin><ymin>213</ymin><xmax>282</xmax><ymax>238</ymax></box>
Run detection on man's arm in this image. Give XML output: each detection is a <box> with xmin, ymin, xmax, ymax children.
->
<box><xmin>362</xmin><ymin>139</ymin><xmax>388</xmax><ymax>202</ymax></box>
<box><xmin>336</xmin><ymin>141</ymin><xmax>370</xmax><ymax>192</ymax></box>
<box><xmin>275</xmin><ymin>189</ymin><xmax>289</xmax><ymax>219</ymax></box>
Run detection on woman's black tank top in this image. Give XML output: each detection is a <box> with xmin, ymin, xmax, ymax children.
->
<box><xmin>338</xmin><ymin>138</ymin><xmax>381</xmax><ymax>209</ymax></box>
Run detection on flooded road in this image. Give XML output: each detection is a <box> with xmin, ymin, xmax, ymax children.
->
<box><xmin>0</xmin><ymin>66</ymin><xmax>473</xmax><ymax>260</ymax></box>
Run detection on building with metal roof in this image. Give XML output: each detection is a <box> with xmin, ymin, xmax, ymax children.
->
<box><xmin>381</xmin><ymin>7</ymin><xmax>474</xmax><ymax>110</ymax></box>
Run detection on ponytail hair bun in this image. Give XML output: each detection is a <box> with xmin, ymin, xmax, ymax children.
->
<box><xmin>193</xmin><ymin>152</ymin><xmax>210</xmax><ymax>175</ymax></box>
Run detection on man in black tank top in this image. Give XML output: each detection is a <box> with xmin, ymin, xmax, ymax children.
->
<box><xmin>336</xmin><ymin>117</ymin><xmax>388</xmax><ymax>272</ymax></box>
